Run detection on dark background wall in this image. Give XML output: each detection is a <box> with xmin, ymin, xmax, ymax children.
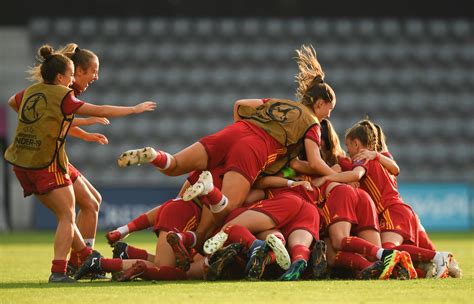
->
<box><xmin>1</xmin><ymin>0</ymin><xmax>472</xmax><ymax>25</ymax></box>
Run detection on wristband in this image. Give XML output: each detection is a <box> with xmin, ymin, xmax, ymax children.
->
<box><xmin>287</xmin><ymin>180</ymin><xmax>295</xmax><ymax>187</ymax></box>
<box><xmin>282</xmin><ymin>167</ymin><xmax>296</xmax><ymax>178</ymax></box>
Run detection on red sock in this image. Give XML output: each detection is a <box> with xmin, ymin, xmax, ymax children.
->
<box><xmin>334</xmin><ymin>251</ymin><xmax>372</xmax><ymax>271</ymax></box>
<box><xmin>100</xmin><ymin>258</ymin><xmax>123</xmax><ymax>272</ymax></box>
<box><xmin>126</xmin><ymin>245</ymin><xmax>149</xmax><ymax>260</ymax></box>
<box><xmin>127</xmin><ymin>214</ymin><xmax>151</xmax><ymax>232</ymax></box>
<box><xmin>341</xmin><ymin>236</ymin><xmax>379</xmax><ymax>259</ymax></box>
<box><xmin>207</xmin><ymin>187</ymin><xmax>223</xmax><ymax>205</ymax></box>
<box><xmin>143</xmin><ymin>266</ymin><xmax>187</xmax><ymax>280</ymax></box>
<box><xmin>150</xmin><ymin>150</ymin><xmax>171</xmax><ymax>169</ymax></box>
<box><xmin>223</xmin><ymin>225</ymin><xmax>256</xmax><ymax>251</ymax></box>
<box><xmin>382</xmin><ymin>242</ymin><xmax>396</xmax><ymax>249</ymax></box>
<box><xmin>268</xmin><ymin>251</ymin><xmax>276</xmax><ymax>263</ymax></box>
<box><xmin>51</xmin><ymin>259</ymin><xmax>67</xmax><ymax>274</ymax></box>
<box><xmin>290</xmin><ymin>244</ymin><xmax>310</xmax><ymax>262</ymax></box>
<box><xmin>68</xmin><ymin>251</ymin><xmax>79</xmax><ymax>268</ymax></box>
<box><xmin>393</xmin><ymin>244</ymin><xmax>436</xmax><ymax>263</ymax></box>
<box><xmin>77</xmin><ymin>246</ymin><xmax>93</xmax><ymax>265</ymax></box>
<box><xmin>179</xmin><ymin>231</ymin><xmax>196</xmax><ymax>248</ymax></box>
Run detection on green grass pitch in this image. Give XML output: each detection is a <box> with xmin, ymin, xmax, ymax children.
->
<box><xmin>1</xmin><ymin>231</ymin><xmax>472</xmax><ymax>304</ymax></box>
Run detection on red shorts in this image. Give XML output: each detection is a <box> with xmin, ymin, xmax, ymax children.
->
<box><xmin>379</xmin><ymin>203</ymin><xmax>419</xmax><ymax>245</ymax></box>
<box><xmin>280</xmin><ymin>202</ymin><xmax>320</xmax><ymax>240</ymax></box>
<box><xmin>68</xmin><ymin>163</ymin><xmax>82</xmax><ymax>183</ymax></box>
<box><xmin>13</xmin><ymin>163</ymin><xmax>72</xmax><ymax>197</ymax></box>
<box><xmin>199</xmin><ymin>121</ymin><xmax>284</xmax><ymax>185</ymax></box>
<box><xmin>319</xmin><ymin>184</ymin><xmax>358</xmax><ymax>229</ymax></box>
<box><xmin>354</xmin><ymin>188</ymin><xmax>380</xmax><ymax>233</ymax></box>
<box><xmin>246</xmin><ymin>192</ymin><xmax>305</xmax><ymax>228</ymax></box>
<box><xmin>153</xmin><ymin>198</ymin><xmax>202</xmax><ymax>233</ymax></box>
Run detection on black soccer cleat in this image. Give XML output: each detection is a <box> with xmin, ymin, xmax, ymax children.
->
<box><xmin>358</xmin><ymin>260</ymin><xmax>384</xmax><ymax>280</ymax></box>
<box><xmin>74</xmin><ymin>250</ymin><xmax>104</xmax><ymax>280</ymax></box>
<box><xmin>206</xmin><ymin>243</ymin><xmax>243</xmax><ymax>281</ymax></box>
<box><xmin>310</xmin><ymin>240</ymin><xmax>328</xmax><ymax>279</ymax></box>
<box><xmin>48</xmin><ymin>272</ymin><xmax>77</xmax><ymax>283</ymax></box>
<box><xmin>112</xmin><ymin>241</ymin><xmax>129</xmax><ymax>260</ymax></box>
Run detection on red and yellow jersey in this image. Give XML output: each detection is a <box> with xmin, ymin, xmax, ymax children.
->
<box><xmin>351</xmin><ymin>157</ymin><xmax>402</xmax><ymax>214</ymax></box>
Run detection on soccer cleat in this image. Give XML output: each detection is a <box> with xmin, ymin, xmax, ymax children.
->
<box><xmin>206</xmin><ymin>243</ymin><xmax>243</xmax><ymax>281</ymax></box>
<box><xmin>379</xmin><ymin>250</ymin><xmax>401</xmax><ymax>280</ymax></box>
<box><xmin>392</xmin><ymin>264</ymin><xmax>410</xmax><ymax>280</ymax></box>
<box><xmin>182</xmin><ymin>171</ymin><xmax>214</xmax><ymax>201</ymax></box>
<box><xmin>434</xmin><ymin>252</ymin><xmax>450</xmax><ymax>278</ymax></box>
<box><xmin>279</xmin><ymin>259</ymin><xmax>307</xmax><ymax>281</ymax></box>
<box><xmin>116</xmin><ymin>261</ymin><xmax>147</xmax><ymax>282</ymax></box>
<box><xmin>444</xmin><ymin>253</ymin><xmax>462</xmax><ymax>278</ymax></box>
<box><xmin>74</xmin><ymin>250</ymin><xmax>104</xmax><ymax>280</ymax></box>
<box><xmin>203</xmin><ymin>231</ymin><xmax>228</xmax><ymax>255</ymax></box>
<box><xmin>112</xmin><ymin>241</ymin><xmax>129</xmax><ymax>260</ymax></box>
<box><xmin>117</xmin><ymin>147</ymin><xmax>157</xmax><ymax>167</ymax></box>
<box><xmin>167</xmin><ymin>232</ymin><xmax>192</xmax><ymax>272</ymax></box>
<box><xmin>66</xmin><ymin>263</ymin><xmax>77</xmax><ymax>277</ymax></box>
<box><xmin>48</xmin><ymin>272</ymin><xmax>77</xmax><ymax>283</ymax></box>
<box><xmin>310</xmin><ymin>240</ymin><xmax>328</xmax><ymax>279</ymax></box>
<box><xmin>358</xmin><ymin>260</ymin><xmax>384</xmax><ymax>280</ymax></box>
<box><xmin>106</xmin><ymin>230</ymin><xmax>127</xmax><ymax>246</ymax></box>
<box><xmin>246</xmin><ymin>240</ymin><xmax>270</xmax><ymax>280</ymax></box>
<box><xmin>265</xmin><ymin>234</ymin><xmax>291</xmax><ymax>270</ymax></box>
<box><xmin>398</xmin><ymin>251</ymin><xmax>418</xmax><ymax>279</ymax></box>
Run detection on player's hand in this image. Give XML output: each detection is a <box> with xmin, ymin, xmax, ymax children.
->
<box><xmin>331</xmin><ymin>163</ymin><xmax>342</xmax><ymax>173</ymax></box>
<box><xmin>352</xmin><ymin>149</ymin><xmax>377</xmax><ymax>164</ymax></box>
<box><xmin>85</xmin><ymin>133</ymin><xmax>109</xmax><ymax>145</ymax></box>
<box><xmin>133</xmin><ymin>101</ymin><xmax>157</xmax><ymax>114</ymax></box>
<box><xmin>290</xmin><ymin>180</ymin><xmax>313</xmax><ymax>191</ymax></box>
<box><xmin>87</xmin><ymin>117</ymin><xmax>110</xmax><ymax>126</ymax></box>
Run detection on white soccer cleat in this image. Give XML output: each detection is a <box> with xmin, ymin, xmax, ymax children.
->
<box><xmin>182</xmin><ymin>183</ymin><xmax>205</xmax><ymax>201</ymax></box>
<box><xmin>203</xmin><ymin>231</ymin><xmax>228</xmax><ymax>255</ymax></box>
<box><xmin>443</xmin><ymin>252</ymin><xmax>462</xmax><ymax>278</ymax></box>
<box><xmin>266</xmin><ymin>234</ymin><xmax>291</xmax><ymax>270</ymax></box>
<box><xmin>182</xmin><ymin>171</ymin><xmax>214</xmax><ymax>201</ymax></box>
<box><xmin>117</xmin><ymin>147</ymin><xmax>157</xmax><ymax>167</ymax></box>
<box><xmin>434</xmin><ymin>251</ymin><xmax>450</xmax><ymax>278</ymax></box>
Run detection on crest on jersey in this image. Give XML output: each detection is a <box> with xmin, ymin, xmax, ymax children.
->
<box><xmin>20</xmin><ymin>93</ymin><xmax>47</xmax><ymax>124</ymax></box>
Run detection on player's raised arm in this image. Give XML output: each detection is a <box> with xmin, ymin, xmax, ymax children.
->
<box><xmin>75</xmin><ymin>100</ymin><xmax>156</xmax><ymax>118</ymax></box>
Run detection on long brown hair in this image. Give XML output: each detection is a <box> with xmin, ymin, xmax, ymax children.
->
<box><xmin>320</xmin><ymin>118</ymin><xmax>345</xmax><ymax>166</ymax></box>
<box><xmin>295</xmin><ymin>44</ymin><xmax>336</xmax><ymax>107</ymax></box>
<box><xmin>345</xmin><ymin>119</ymin><xmax>379</xmax><ymax>151</ymax></box>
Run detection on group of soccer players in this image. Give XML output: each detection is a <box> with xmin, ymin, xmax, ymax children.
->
<box><xmin>4</xmin><ymin>43</ymin><xmax>461</xmax><ymax>283</ymax></box>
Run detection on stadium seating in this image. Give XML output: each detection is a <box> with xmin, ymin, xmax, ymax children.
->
<box><xmin>28</xmin><ymin>18</ymin><xmax>473</xmax><ymax>186</ymax></box>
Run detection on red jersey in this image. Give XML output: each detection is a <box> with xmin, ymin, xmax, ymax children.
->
<box><xmin>351</xmin><ymin>157</ymin><xmax>403</xmax><ymax>214</ymax></box>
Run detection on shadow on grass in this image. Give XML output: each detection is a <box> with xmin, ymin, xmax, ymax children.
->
<box><xmin>0</xmin><ymin>279</ymin><xmax>237</xmax><ymax>289</ymax></box>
